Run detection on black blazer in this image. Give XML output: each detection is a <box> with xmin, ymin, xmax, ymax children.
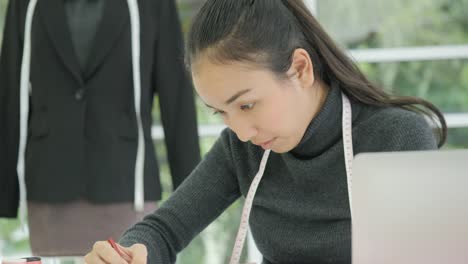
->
<box><xmin>0</xmin><ymin>0</ymin><xmax>201</xmax><ymax>217</ymax></box>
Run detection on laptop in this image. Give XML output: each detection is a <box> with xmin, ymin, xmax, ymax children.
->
<box><xmin>351</xmin><ymin>149</ymin><xmax>468</xmax><ymax>264</ymax></box>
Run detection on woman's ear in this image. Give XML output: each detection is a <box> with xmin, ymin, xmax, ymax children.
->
<box><xmin>287</xmin><ymin>48</ymin><xmax>315</xmax><ymax>90</ymax></box>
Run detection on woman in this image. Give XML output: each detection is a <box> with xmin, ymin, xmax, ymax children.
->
<box><xmin>84</xmin><ymin>0</ymin><xmax>447</xmax><ymax>263</ymax></box>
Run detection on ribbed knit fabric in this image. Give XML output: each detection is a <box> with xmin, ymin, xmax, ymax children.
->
<box><xmin>119</xmin><ymin>84</ymin><xmax>437</xmax><ymax>264</ymax></box>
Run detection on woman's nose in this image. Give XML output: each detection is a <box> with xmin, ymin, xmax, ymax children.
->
<box><xmin>226</xmin><ymin>118</ymin><xmax>257</xmax><ymax>142</ymax></box>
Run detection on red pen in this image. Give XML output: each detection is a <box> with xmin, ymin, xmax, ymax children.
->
<box><xmin>107</xmin><ymin>238</ymin><xmax>132</xmax><ymax>262</ymax></box>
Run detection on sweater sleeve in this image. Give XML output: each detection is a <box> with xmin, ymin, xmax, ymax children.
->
<box><xmin>119</xmin><ymin>129</ymin><xmax>240</xmax><ymax>264</ymax></box>
<box><xmin>0</xmin><ymin>0</ymin><xmax>24</xmax><ymax>218</ymax></box>
<box><xmin>152</xmin><ymin>0</ymin><xmax>200</xmax><ymax>189</ymax></box>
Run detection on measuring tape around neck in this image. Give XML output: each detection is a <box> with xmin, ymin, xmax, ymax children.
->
<box><xmin>229</xmin><ymin>92</ymin><xmax>354</xmax><ymax>264</ymax></box>
<box><xmin>341</xmin><ymin>92</ymin><xmax>354</xmax><ymax>218</ymax></box>
<box><xmin>229</xmin><ymin>149</ymin><xmax>271</xmax><ymax>264</ymax></box>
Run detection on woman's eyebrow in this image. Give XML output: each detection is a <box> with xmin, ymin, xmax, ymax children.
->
<box><xmin>225</xmin><ymin>89</ymin><xmax>251</xmax><ymax>105</ymax></box>
<box><xmin>203</xmin><ymin>88</ymin><xmax>252</xmax><ymax>109</ymax></box>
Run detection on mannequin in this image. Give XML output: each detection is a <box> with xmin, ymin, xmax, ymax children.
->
<box><xmin>0</xmin><ymin>0</ymin><xmax>200</xmax><ymax>256</ymax></box>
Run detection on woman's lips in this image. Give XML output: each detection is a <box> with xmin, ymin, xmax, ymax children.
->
<box><xmin>259</xmin><ymin>138</ymin><xmax>276</xmax><ymax>150</ymax></box>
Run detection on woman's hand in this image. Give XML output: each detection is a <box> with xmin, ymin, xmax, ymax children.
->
<box><xmin>84</xmin><ymin>241</ymin><xmax>148</xmax><ymax>264</ymax></box>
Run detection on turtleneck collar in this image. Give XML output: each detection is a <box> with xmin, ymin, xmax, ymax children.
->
<box><xmin>289</xmin><ymin>82</ymin><xmax>362</xmax><ymax>158</ymax></box>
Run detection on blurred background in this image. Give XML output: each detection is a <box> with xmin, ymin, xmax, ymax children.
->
<box><xmin>1</xmin><ymin>0</ymin><xmax>467</xmax><ymax>263</ymax></box>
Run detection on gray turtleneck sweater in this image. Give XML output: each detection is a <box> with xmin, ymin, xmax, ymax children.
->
<box><xmin>119</xmin><ymin>85</ymin><xmax>437</xmax><ymax>263</ymax></box>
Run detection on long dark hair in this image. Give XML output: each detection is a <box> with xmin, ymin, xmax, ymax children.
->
<box><xmin>186</xmin><ymin>0</ymin><xmax>447</xmax><ymax>147</ymax></box>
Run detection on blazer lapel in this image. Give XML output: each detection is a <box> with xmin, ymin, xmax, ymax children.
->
<box><xmin>38</xmin><ymin>0</ymin><xmax>83</xmax><ymax>85</ymax></box>
<box><xmin>84</xmin><ymin>0</ymin><xmax>129</xmax><ymax>79</ymax></box>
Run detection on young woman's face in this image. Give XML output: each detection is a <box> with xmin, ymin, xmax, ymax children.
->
<box><xmin>192</xmin><ymin>49</ymin><xmax>327</xmax><ymax>153</ymax></box>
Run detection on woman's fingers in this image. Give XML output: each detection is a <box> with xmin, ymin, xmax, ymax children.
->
<box><xmin>84</xmin><ymin>251</ymin><xmax>107</xmax><ymax>264</ymax></box>
<box><xmin>84</xmin><ymin>241</ymin><xmax>128</xmax><ymax>264</ymax></box>
<box><xmin>116</xmin><ymin>243</ymin><xmax>133</xmax><ymax>262</ymax></box>
<box><xmin>128</xmin><ymin>243</ymin><xmax>148</xmax><ymax>264</ymax></box>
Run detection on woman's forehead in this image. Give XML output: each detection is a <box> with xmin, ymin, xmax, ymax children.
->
<box><xmin>193</xmin><ymin>64</ymin><xmax>282</xmax><ymax>106</ymax></box>
<box><xmin>193</xmin><ymin>57</ymin><xmax>261</xmax><ymax>76</ymax></box>
<box><xmin>194</xmin><ymin>65</ymin><xmax>277</xmax><ymax>93</ymax></box>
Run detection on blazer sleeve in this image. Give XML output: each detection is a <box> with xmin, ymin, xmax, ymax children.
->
<box><xmin>152</xmin><ymin>0</ymin><xmax>201</xmax><ymax>189</ymax></box>
<box><xmin>0</xmin><ymin>0</ymin><xmax>25</xmax><ymax>218</ymax></box>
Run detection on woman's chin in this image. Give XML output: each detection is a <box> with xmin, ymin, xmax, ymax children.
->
<box><xmin>270</xmin><ymin>143</ymin><xmax>291</xmax><ymax>154</ymax></box>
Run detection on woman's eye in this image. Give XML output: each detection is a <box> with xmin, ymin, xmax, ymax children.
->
<box><xmin>240</xmin><ymin>103</ymin><xmax>255</xmax><ymax>111</ymax></box>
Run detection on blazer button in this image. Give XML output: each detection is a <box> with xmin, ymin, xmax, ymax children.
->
<box><xmin>75</xmin><ymin>89</ymin><xmax>85</xmax><ymax>101</ymax></box>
